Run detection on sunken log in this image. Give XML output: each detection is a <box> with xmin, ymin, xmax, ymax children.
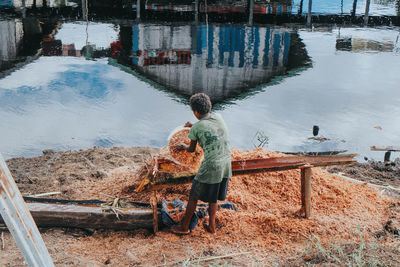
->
<box><xmin>0</xmin><ymin>200</ymin><xmax>162</xmax><ymax>230</ymax></box>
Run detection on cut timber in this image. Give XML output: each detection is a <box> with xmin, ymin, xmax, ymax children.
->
<box><xmin>0</xmin><ymin>202</ymin><xmax>162</xmax><ymax>230</ymax></box>
<box><xmin>137</xmin><ymin>154</ymin><xmax>357</xmax><ymax>192</ymax></box>
<box><xmin>231</xmin><ymin>154</ymin><xmax>357</xmax><ymax>172</ymax></box>
<box><xmin>370</xmin><ymin>146</ymin><xmax>400</xmax><ymax>151</ymax></box>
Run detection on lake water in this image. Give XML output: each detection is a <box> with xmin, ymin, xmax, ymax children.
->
<box><xmin>1</xmin><ymin>3</ymin><xmax>400</xmax><ymax>161</ymax></box>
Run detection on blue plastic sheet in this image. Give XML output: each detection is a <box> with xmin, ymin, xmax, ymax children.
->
<box><xmin>161</xmin><ymin>198</ymin><xmax>237</xmax><ymax>231</ymax></box>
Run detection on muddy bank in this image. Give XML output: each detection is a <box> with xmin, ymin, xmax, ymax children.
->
<box><xmin>5</xmin><ymin>146</ymin><xmax>160</xmax><ymax>202</ymax></box>
<box><xmin>327</xmin><ymin>159</ymin><xmax>400</xmax><ymax>189</ymax></box>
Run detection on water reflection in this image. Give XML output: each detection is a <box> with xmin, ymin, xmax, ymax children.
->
<box><xmin>43</xmin><ymin>22</ymin><xmax>119</xmax><ymax>57</ymax></box>
<box><xmin>0</xmin><ymin>19</ymin><xmax>24</xmax><ymax>72</ymax></box>
<box><xmin>116</xmin><ymin>23</ymin><xmax>310</xmax><ymax>102</ymax></box>
<box><xmin>336</xmin><ymin>27</ymin><xmax>400</xmax><ymax>52</ymax></box>
<box><xmin>32</xmin><ymin>21</ymin><xmax>311</xmax><ymax>102</ymax></box>
<box><xmin>294</xmin><ymin>0</ymin><xmax>399</xmax><ymax>16</ymax></box>
<box><xmin>0</xmin><ymin>17</ymin><xmax>45</xmax><ymax>76</ymax></box>
<box><xmin>1</xmin><ymin>16</ymin><xmax>400</xmax><ymax>161</ymax></box>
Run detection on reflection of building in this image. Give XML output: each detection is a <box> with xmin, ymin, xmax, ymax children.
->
<box><xmin>254</xmin><ymin>0</ymin><xmax>292</xmax><ymax>15</ymax></box>
<box><xmin>200</xmin><ymin>0</ymin><xmax>247</xmax><ymax>13</ymax></box>
<box><xmin>0</xmin><ymin>19</ymin><xmax>24</xmax><ymax>70</ymax></box>
<box><xmin>144</xmin><ymin>0</ymin><xmax>292</xmax><ymax>14</ymax></box>
<box><xmin>126</xmin><ymin>24</ymin><xmax>308</xmax><ymax>102</ymax></box>
<box><xmin>145</xmin><ymin>0</ymin><xmax>194</xmax><ymax>11</ymax></box>
<box><xmin>335</xmin><ymin>28</ymin><xmax>399</xmax><ymax>52</ymax></box>
<box><xmin>336</xmin><ymin>37</ymin><xmax>395</xmax><ymax>52</ymax></box>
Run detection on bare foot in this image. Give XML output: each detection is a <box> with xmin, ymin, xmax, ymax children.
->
<box><xmin>202</xmin><ymin>221</ymin><xmax>216</xmax><ymax>234</ymax></box>
<box><xmin>170</xmin><ymin>224</ymin><xmax>190</xmax><ymax>235</ymax></box>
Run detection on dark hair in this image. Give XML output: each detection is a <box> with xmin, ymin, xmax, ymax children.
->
<box><xmin>189</xmin><ymin>93</ymin><xmax>212</xmax><ymax>115</ymax></box>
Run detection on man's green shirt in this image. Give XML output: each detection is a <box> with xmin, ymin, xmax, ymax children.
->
<box><xmin>188</xmin><ymin>113</ymin><xmax>232</xmax><ymax>184</ymax></box>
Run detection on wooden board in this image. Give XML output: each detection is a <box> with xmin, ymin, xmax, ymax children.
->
<box><xmin>370</xmin><ymin>146</ymin><xmax>400</xmax><ymax>151</ymax></box>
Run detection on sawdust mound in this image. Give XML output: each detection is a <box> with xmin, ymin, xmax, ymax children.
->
<box><xmin>216</xmin><ymin>148</ymin><xmax>391</xmax><ymax>248</ymax></box>
<box><xmin>168</xmin><ymin>128</ymin><xmax>203</xmax><ymax>171</ymax></box>
<box><xmin>64</xmin><ymin>148</ymin><xmax>394</xmax><ymax>265</ymax></box>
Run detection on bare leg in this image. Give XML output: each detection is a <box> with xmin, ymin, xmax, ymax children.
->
<box><xmin>171</xmin><ymin>197</ymin><xmax>197</xmax><ymax>234</ymax></box>
<box><xmin>181</xmin><ymin>198</ymin><xmax>198</xmax><ymax>231</ymax></box>
<box><xmin>206</xmin><ymin>202</ymin><xmax>217</xmax><ymax>233</ymax></box>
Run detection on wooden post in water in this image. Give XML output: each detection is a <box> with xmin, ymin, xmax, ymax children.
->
<box><xmin>307</xmin><ymin>0</ymin><xmax>312</xmax><ymax>26</ymax></box>
<box><xmin>248</xmin><ymin>0</ymin><xmax>254</xmax><ymax>26</ymax></box>
<box><xmin>301</xmin><ymin>166</ymin><xmax>312</xmax><ymax>218</ymax></box>
<box><xmin>82</xmin><ymin>0</ymin><xmax>88</xmax><ymax>20</ymax></box>
<box><xmin>195</xmin><ymin>0</ymin><xmax>199</xmax><ymax>24</ymax></box>
<box><xmin>136</xmin><ymin>0</ymin><xmax>141</xmax><ymax>21</ymax></box>
<box><xmin>298</xmin><ymin>0</ymin><xmax>304</xmax><ymax>15</ymax></box>
<box><xmin>364</xmin><ymin>0</ymin><xmax>371</xmax><ymax>25</ymax></box>
<box><xmin>351</xmin><ymin>0</ymin><xmax>357</xmax><ymax>17</ymax></box>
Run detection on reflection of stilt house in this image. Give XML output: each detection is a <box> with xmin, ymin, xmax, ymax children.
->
<box><xmin>0</xmin><ymin>20</ymin><xmax>24</xmax><ymax>70</ymax></box>
<box><xmin>128</xmin><ymin>24</ymin><xmax>308</xmax><ymax>102</ymax></box>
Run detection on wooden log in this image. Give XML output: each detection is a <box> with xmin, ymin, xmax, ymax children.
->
<box><xmin>0</xmin><ymin>202</ymin><xmax>161</xmax><ymax>230</ymax></box>
<box><xmin>370</xmin><ymin>146</ymin><xmax>400</xmax><ymax>151</ymax></box>
<box><xmin>301</xmin><ymin>167</ymin><xmax>312</xmax><ymax>218</ymax></box>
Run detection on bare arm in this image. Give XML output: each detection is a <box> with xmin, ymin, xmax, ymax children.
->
<box><xmin>187</xmin><ymin>139</ymin><xmax>197</xmax><ymax>152</ymax></box>
<box><xmin>176</xmin><ymin>139</ymin><xmax>197</xmax><ymax>152</ymax></box>
<box><xmin>184</xmin><ymin>121</ymin><xmax>193</xmax><ymax>128</ymax></box>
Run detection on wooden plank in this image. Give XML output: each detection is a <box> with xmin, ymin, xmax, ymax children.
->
<box><xmin>231</xmin><ymin>154</ymin><xmax>357</xmax><ymax>171</ymax></box>
<box><xmin>137</xmin><ymin>154</ymin><xmax>357</xmax><ymax>192</ymax></box>
<box><xmin>0</xmin><ymin>154</ymin><xmax>55</xmax><ymax>266</ymax></box>
<box><xmin>370</xmin><ymin>146</ymin><xmax>400</xmax><ymax>151</ymax></box>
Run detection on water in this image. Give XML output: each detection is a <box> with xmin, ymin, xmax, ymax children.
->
<box><xmin>1</xmin><ymin>5</ymin><xmax>400</xmax><ymax>161</ymax></box>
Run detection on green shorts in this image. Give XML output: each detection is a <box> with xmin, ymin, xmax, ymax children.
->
<box><xmin>189</xmin><ymin>178</ymin><xmax>230</xmax><ymax>203</ymax></box>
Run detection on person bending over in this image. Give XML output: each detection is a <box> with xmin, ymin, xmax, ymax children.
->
<box><xmin>171</xmin><ymin>93</ymin><xmax>232</xmax><ymax>234</ymax></box>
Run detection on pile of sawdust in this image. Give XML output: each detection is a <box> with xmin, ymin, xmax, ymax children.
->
<box><xmin>218</xmin><ymin>148</ymin><xmax>390</xmax><ymax>248</ymax></box>
<box><xmin>168</xmin><ymin>127</ymin><xmax>203</xmax><ymax>171</ymax></box>
<box><xmin>77</xmin><ymin>148</ymin><xmax>390</xmax><ymax>245</ymax></box>
<box><xmin>62</xmin><ymin>148</ymin><xmax>391</xmax><ymax>246</ymax></box>
<box><xmin>6</xmin><ymin>146</ymin><xmax>396</xmax><ymax>266</ymax></box>
<box><xmin>62</xmin><ymin>147</ymin><xmax>394</xmax><ymax>265</ymax></box>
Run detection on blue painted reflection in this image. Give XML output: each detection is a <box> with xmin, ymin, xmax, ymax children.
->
<box><xmin>128</xmin><ymin>24</ymin><xmax>300</xmax><ymax>102</ymax></box>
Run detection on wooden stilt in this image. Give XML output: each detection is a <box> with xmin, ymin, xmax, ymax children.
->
<box><xmin>301</xmin><ymin>168</ymin><xmax>306</xmax><ymax>213</ymax></box>
<box><xmin>150</xmin><ymin>191</ymin><xmax>158</xmax><ymax>234</ymax></box>
<box><xmin>301</xmin><ymin>166</ymin><xmax>312</xmax><ymax>218</ymax></box>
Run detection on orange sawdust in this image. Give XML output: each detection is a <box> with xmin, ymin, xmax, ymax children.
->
<box><xmin>65</xmin><ymin>148</ymin><xmax>393</xmax><ymax>265</ymax></box>
<box><xmin>168</xmin><ymin>127</ymin><xmax>203</xmax><ymax>171</ymax></box>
